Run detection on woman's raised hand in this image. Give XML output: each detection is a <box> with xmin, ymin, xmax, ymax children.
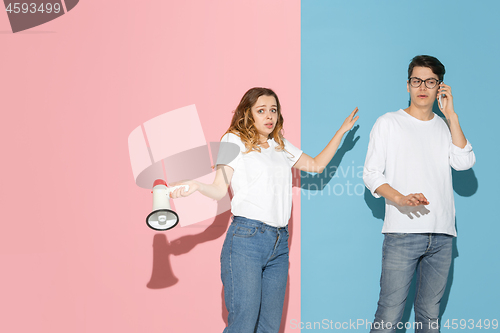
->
<box><xmin>339</xmin><ymin>107</ymin><xmax>359</xmax><ymax>134</ymax></box>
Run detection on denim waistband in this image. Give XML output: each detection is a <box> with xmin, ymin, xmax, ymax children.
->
<box><xmin>232</xmin><ymin>216</ymin><xmax>288</xmax><ymax>232</ymax></box>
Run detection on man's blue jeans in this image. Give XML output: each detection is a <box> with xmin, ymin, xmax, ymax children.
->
<box><xmin>221</xmin><ymin>216</ymin><xmax>289</xmax><ymax>333</ymax></box>
<box><xmin>370</xmin><ymin>233</ymin><xmax>453</xmax><ymax>333</ymax></box>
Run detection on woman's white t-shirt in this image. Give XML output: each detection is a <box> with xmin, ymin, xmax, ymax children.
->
<box><xmin>216</xmin><ymin>133</ymin><xmax>303</xmax><ymax>227</ymax></box>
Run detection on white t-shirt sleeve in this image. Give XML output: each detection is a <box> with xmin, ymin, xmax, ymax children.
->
<box><xmin>363</xmin><ymin>116</ymin><xmax>389</xmax><ymax>198</ymax></box>
<box><xmin>450</xmin><ymin>139</ymin><xmax>476</xmax><ymax>171</ymax></box>
<box><xmin>283</xmin><ymin>138</ymin><xmax>303</xmax><ymax>167</ymax></box>
<box><xmin>216</xmin><ymin>133</ymin><xmax>245</xmax><ymax>171</ymax></box>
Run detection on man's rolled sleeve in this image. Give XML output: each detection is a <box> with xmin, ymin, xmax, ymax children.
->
<box><xmin>363</xmin><ymin>118</ymin><xmax>389</xmax><ymax>198</ymax></box>
<box><xmin>450</xmin><ymin>140</ymin><xmax>476</xmax><ymax>171</ymax></box>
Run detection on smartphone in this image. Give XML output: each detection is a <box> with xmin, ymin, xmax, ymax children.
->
<box><xmin>438</xmin><ymin>83</ymin><xmax>445</xmax><ymax>109</ymax></box>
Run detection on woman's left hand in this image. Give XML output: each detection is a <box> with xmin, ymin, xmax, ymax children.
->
<box><xmin>339</xmin><ymin>107</ymin><xmax>359</xmax><ymax>134</ymax></box>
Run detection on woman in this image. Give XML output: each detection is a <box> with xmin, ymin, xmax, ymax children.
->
<box><xmin>171</xmin><ymin>87</ymin><xmax>358</xmax><ymax>332</ymax></box>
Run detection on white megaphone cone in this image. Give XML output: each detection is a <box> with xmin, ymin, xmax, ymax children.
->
<box><xmin>146</xmin><ymin>179</ymin><xmax>188</xmax><ymax>231</ymax></box>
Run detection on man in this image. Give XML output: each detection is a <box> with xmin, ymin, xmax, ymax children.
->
<box><xmin>363</xmin><ymin>55</ymin><xmax>476</xmax><ymax>333</ymax></box>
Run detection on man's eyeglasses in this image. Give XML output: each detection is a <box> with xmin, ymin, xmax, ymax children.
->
<box><xmin>408</xmin><ymin>77</ymin><xmax>441</xmax><ymax>89</ymax></box>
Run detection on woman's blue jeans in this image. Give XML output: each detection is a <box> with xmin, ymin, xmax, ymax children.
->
<box><xmin>370</xmin><ymin>233</ymin><xmax>453</xmax><ymax>333</ymax></box>
<box><xmin>221</xmin><ymin>216</ymin><xmax>289</xmax><ymax>333</ymax></box>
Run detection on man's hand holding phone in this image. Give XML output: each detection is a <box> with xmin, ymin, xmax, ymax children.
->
<box><xmin>437</xmin><ymin>82</ymin><xmax>456</xmax><ymax>119</ymax></box>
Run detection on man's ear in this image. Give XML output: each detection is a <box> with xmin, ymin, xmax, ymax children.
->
<box><xmin>407</xmin><ymin>81</ymin><xmax>410</xmax><ymax>93</ymax></box>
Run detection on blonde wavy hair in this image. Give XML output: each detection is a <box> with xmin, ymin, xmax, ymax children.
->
<box><xmin>224</xmin><ymin>87</ymin><xmax>285</xmax><ymax>154</ymax></box>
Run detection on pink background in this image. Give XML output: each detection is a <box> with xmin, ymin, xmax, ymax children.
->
<box><xmin>0</xmin><ymin>1</ymin><xmax>300</xmax><ymax>332</ymax></box>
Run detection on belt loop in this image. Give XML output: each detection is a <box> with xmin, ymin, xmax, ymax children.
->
<box><xmin>260</xmin><ymin>224</ymin><xmax>265</xmax><ymax>233</ymax></box>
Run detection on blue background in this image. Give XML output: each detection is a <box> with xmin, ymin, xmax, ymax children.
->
<box><xmin>301</xmin><ymin>0</ymin><xmax>499</xmax><ymax>331</ymax></box>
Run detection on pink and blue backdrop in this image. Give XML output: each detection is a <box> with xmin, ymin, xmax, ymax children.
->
<box><xmin>4</xmin><ymin>1</ymin><xmax>498</xmax><ymax>332</ymax></box>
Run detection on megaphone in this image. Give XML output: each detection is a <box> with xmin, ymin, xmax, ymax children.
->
<box><xmin>146</xmin><ymin>179</ymin><xmax>189</xmax><ymax>231</ymax></box>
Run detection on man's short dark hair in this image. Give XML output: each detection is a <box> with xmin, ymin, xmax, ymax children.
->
<box><xmin>408</xmin><ymin>55</ymin><xmax>446</xmax><ymax>81</ymax></box>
